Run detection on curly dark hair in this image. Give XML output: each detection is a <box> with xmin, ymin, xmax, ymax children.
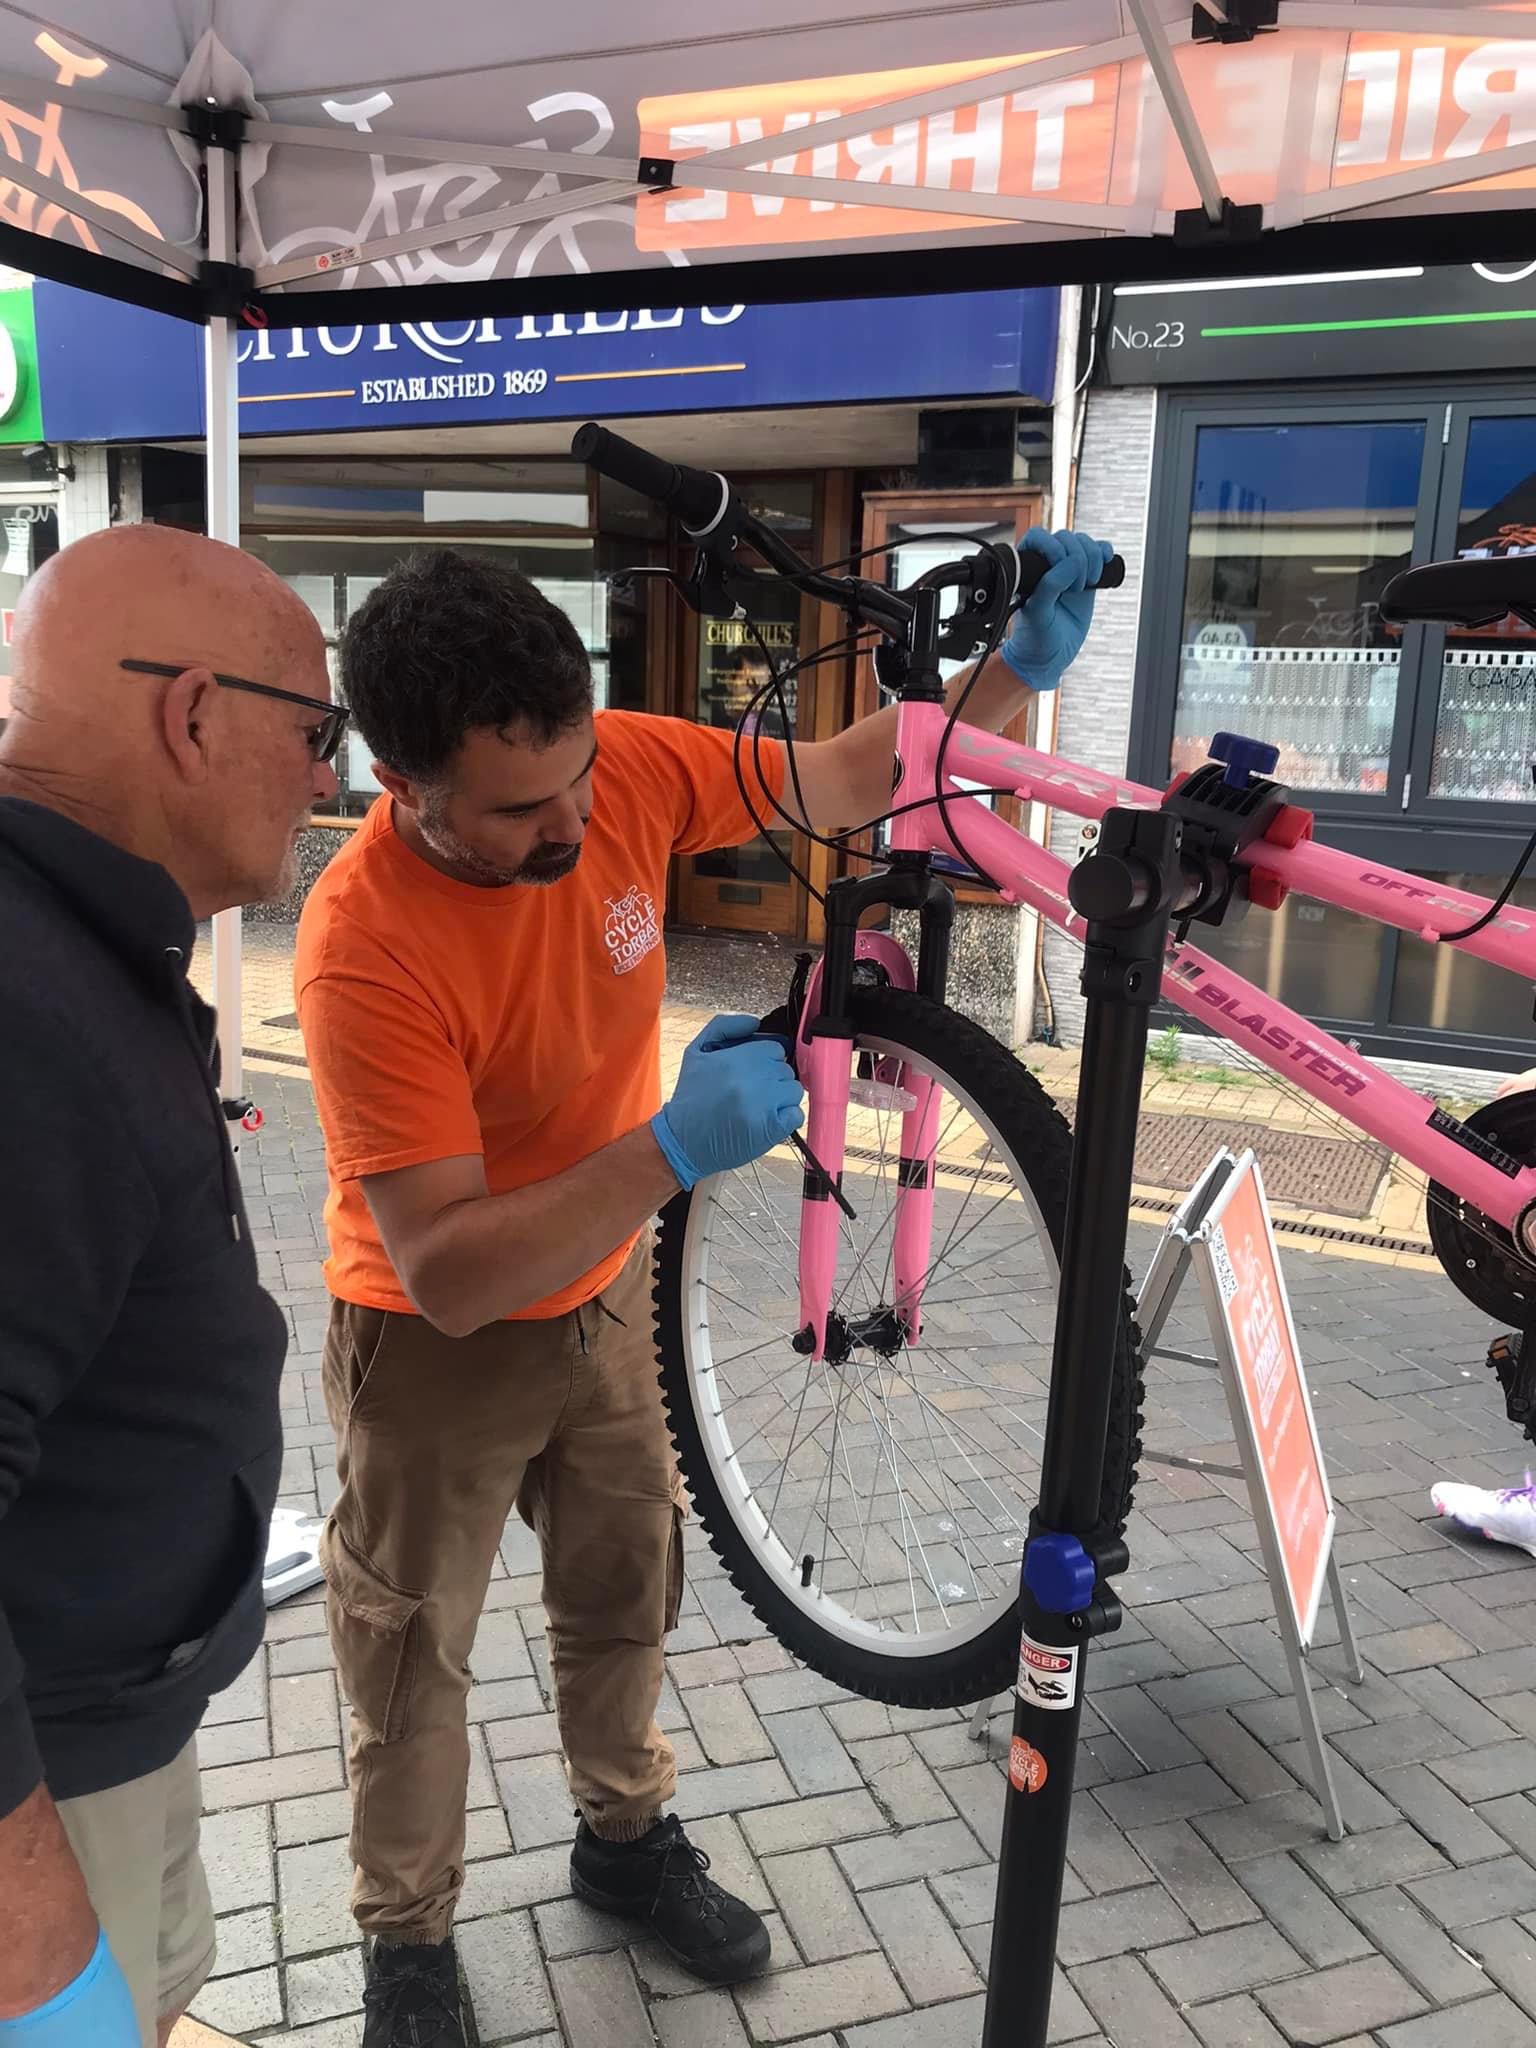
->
<box><xmin>339</xmin><ymin>548</ymin><xmax>593</xmax><ymax>782</ymax></box>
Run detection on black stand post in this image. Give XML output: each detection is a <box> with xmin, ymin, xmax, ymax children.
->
<box><xmin>982</xmin><ymin>806</ymin><xmax>1192</xmax><ymax>2048</ymax></box>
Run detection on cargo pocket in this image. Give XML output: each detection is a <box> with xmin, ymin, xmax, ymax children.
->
<box><xmin>664</xmin><ymin>1469</ymin><xmax>690</xmax><ymax>1634</ymax></box>
<box><xmin>321</xmin><ymin>1521</ymin><xmax>423</xmax><ymax>1743</ymax></box>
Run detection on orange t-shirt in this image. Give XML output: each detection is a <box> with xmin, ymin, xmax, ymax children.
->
<box><xmin>295</xmin><ymin>711</ymin><xmax>786</xmax><ymax>1319</ymax></box>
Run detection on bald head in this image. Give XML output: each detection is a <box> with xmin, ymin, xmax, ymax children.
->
<box><xmin>10</xmin><ymin>523</ymin><xmax>319</xmax><ymax>723</ymax></box>
<box><xmin>0</xmin><ymin>523</ymin><xmax>337</xmax><ymax>914</ymax></box>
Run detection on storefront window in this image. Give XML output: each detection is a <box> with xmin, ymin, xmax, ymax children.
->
<box><xmin>690</xmin><ymin>578</ymin><xmax>799</xmax><ymax>893</ymax></box>
<box><xmin>1390</xmin><ymin>871</ymin><xmax>1536</xmax><ymax>1040</ymax></box>
<box><xmin>1175</xmin><ymin>421</ymin><xmax>1424</xmax><ymax>794</ymax></box>
<box><xmin>1183</xmin><ymin>895</ymin><xmax>1385</xmax><ymax>1030</ymax></box>
<box><xmin>242</xmin><ymin>458</ymin><xmax>592</xmax><ymax>531</ymax></box>
<box><xmin>246</xmin><ymin>531</ymin><xmax>607</xmax><ymax>818</ymax></box>
<box><xmin>1428</xmin><ymin>416</ymin><xmax>1536</xmax><ymax>804</ymax></box>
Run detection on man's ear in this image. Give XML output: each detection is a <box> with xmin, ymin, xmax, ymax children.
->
<box><xmin>372</xmin><ymin>764</ymin><xmax>419</xmax><ymax>810</ymax></box>
<box><xmin>159</xmin><ymin>666</ymin><xmax>215</xmax><ymax>782</ymax></box>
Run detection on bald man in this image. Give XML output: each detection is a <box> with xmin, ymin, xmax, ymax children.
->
<box><xmin>0</xmin><ymin>525</ymin><xmax>340</xmax><ymax>2048</ymax></box>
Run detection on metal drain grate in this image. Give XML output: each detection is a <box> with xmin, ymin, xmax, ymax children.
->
<box><xmin>243</xmin><ymin>1045</ymin><xmax>310</xmax><ymax>1070</ymax></box>
<box><xmin>1091</xmin><ymin>1109</ymin><xmax>1387</xmax><ymax>1221</ymax></box>
<box><xmin>852</xmin><ymin>1108</ymin><xmax>1389</xmax><ymax>1223</ymax></box>
<box><xmin>845</xmin><ymin>1128</ymin><xmax>1413</xmax><ymax>1252</ymax></box>
<box><xmin>1127</xmin><ymin>1188</ymin><xmax>1430</xmax><ymax>1256</ymax></box>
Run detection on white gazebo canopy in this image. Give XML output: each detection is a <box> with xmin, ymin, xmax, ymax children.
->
<box><xmin>0</xmin><ymin>0</ymin><xmax>1532</xmax><ymax>1075</ymax></box>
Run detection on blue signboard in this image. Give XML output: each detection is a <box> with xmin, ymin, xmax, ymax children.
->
<box><xmin>32</xmin><ymin>282</ymin><xmax>1057</xmax><ymax>444</ymax></box>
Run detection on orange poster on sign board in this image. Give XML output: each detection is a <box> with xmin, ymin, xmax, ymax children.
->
<box><xmin>1203</xmin><ymin>1156</ymin><xmax>1333</xmax><ymax>1647</ymax></box>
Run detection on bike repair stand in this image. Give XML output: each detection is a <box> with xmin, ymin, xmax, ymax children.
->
<box><xmin>982</xmin><ymin>735</ymin><xmax>1302</xmax><ymax>2048</ymax></box>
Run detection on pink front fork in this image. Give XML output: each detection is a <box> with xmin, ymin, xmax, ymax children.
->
<box><xmin>797</xmin><ymin>1033</ymin><xmax>851</xmax><ymax>1360</ymax></box>
<box><xmin>793</xmin><ymin>928</ymin><xmax>940</xmax><ymax>1362</ymax></box>
<box><xmin>892</xmin><ymin>1071</ymin><xmax>941</xmax><ymax>1345</ymax></box>
<box><xmin>795</xmin><ymin>1040</ymin><xmax>943</xmax><ymax>1361</ymax></box>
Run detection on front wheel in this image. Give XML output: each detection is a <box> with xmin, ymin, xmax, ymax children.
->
<box><xmin>654</xmin><ymin>987</ymin><xmax>1145</xmax><ymax>1709</ymax></box>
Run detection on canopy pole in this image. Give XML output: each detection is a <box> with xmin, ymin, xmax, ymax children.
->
<box><xmin>204</xmin><ymin>136</ymin><xmax>243</xmax><ymax>1105</ymax></box>
<box><xmin>1124</xmin><ymin>0</ymin><xmax>1227</xmax><ymax>223</ymax></box>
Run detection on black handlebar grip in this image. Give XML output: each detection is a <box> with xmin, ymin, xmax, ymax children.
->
<box><xmin>1014</xmin><ymin>544</ymin><xmax>1126</xmax><ymax>601</ymax></box>
<box><xmin>570</xmin><ymin>422</ymin><xmax>725</xmax><ymax>532</ymax></box>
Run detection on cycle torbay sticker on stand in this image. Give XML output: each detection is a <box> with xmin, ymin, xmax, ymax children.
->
<box><xmin>1008</xmin><ymin>1736</ymin><xmax>1049</xmax><ymax>1796</ymax></box>
<box><xmin>1016</xmin><ymin>1633</ymin><xmax>1080</xmax><ymax>1713</ymax></box>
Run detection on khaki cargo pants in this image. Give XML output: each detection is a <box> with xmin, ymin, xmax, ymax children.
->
<box><xmin>319</xmin><ymin>1238</ymin><xmax>684</xmax><ymax>1942</ymax></box>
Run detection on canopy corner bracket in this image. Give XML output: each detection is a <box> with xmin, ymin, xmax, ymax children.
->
<box><xmin>1173</xmin><ymin>195</ymin><xmax>1265</xmax><ymax>244</ymax></box>
<box><xmin>181</xmin><ymin>100</ymin><xmax>249</xmax><ymax>153</ymax></box>
<box><xmin>198</xmin><ymin>256</ymin><xmax>258</xmax><ymax>319</ymax></box>
<box><xmin>1191</xmin><ymin>0</ymin><xmax>1280</xmax><ymax>43</ymax></box>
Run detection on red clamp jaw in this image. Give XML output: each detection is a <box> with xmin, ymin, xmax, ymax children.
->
<box><xmin>1247</xmin><ymin>801</ymin><xmax>1314</xmax><ymax>912</ymax></box>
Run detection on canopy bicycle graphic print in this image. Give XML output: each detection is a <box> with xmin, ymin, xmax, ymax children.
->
<box><xmin>259</xmin><ymin>88</ymin><xmax>694</xmax><ymax>290</ymax></box>
<box><xmin>0</xmin><ymin>33</ymin><xmax>161</xmax><ymax>258</ymax></box>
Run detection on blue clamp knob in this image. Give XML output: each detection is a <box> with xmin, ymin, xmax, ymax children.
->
<box><xmin>1209</xmin><ymin>730</ymin><xmax>1280</xmax><ymax>791</ymax></box>
<box><xmin>1023</xmin><ymin>1530</ymin><xmax>1097</xmax><ymax>1616</ymax></box>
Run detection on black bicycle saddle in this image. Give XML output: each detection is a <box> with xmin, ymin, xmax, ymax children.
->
<box><xmin>1382</xmin><ymin>553</ymin><xmax>1536</xmax><ymax>631</ymax></box>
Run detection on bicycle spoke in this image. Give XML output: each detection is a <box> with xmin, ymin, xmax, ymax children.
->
<box><xmin>764</xmin><ymin>1359</ymin><xmax>820</xmax><ymax>1537</ymax></box>
<box><xmin>848</xmin><ymin>1347</ymin><xmax>939</xmax><ymax>1631</ymax></box>
<box><xmin>746</xmin><ymin>1160</ymin><xmax>802</xmax><ymax>1256</ymax></box>
<box><xmin>910</xmin><ymin>1362</ymin><xmax>979</xmax><ymax>1598</ymax></box>
<box><xmin>890</xmin><ymin>1149</ymin><xmax>1018</xmax><ymax>1317</ymax></box>
<box><xmin>898</xmin><ymin>1371</ymin><xmax>1032</xmax><ymax>1538</ymax></box>
<box><xmin>706</xmin><ymin>1329</ymin><xmax>796</xmax><ymax>1376</ymax></box>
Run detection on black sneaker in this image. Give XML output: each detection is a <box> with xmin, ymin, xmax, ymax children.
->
<box><xmin>362</xmin><ymin>1937</ymin><xmax>467</xmax><ymax>2048</ymax></box>
<box><xmin>570</xmin><ymin>1814</ymin><xmax>772</xmax><ymax>1985</ymax></box>
<box><xmin>1489</xmin><ymin>1330</ymin><xmax>1536</xmax><ymax>1444</ymax></box>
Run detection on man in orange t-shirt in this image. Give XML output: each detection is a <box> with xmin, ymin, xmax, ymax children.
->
<box><xmin>297</xmin><ymin>537</ymin><xmax>1107</xmax><ymax>2044</ymax></box>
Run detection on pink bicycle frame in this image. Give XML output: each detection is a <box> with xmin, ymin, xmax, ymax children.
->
<box><xmin>793</xmin><ymin>700</ymin><xmax>1536</xmax><ymax>1360</ymax></box>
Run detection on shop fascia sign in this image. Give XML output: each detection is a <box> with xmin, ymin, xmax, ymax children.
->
<box><xmin>1105</xmin><ymin>258</ymin><xmax>1536</xmax><ymax>385</ymax></box>
<box><xmin>236</xmin><ymin>302</ymin><xmax>746</xmax><ymax>407</ymax></box>
<box><xmin>0</xmin><ymin>280</ymin><xmax>42</xmax><ymax>443</ymax></box>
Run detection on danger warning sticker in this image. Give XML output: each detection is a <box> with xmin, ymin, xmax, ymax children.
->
<box><xmin>1017</xmin><ymin>1634</ymin><xmax>1080</xmax><ymax>1712</ymax></box>
<box><xmin>1009</xmin><ymin>1736</ymin><xmax>1048</xmax><ymax>1795</ymax></box>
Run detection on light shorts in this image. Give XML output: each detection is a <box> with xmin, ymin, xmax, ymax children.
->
<box><xmin>55</xmin><ymin>1738</ymin><xmax>216</xmax><ymax>2048</ymax></box>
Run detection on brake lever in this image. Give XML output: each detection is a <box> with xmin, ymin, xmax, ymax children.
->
<box><xmin>932</xmin><ymin>540</ymin><xmax>1020</xmax><ymax>663</ymax></box>
<box><xmin>685</xmin><ymin>543</ymin><xmax>781</xmax><ymax>621</ymax></box>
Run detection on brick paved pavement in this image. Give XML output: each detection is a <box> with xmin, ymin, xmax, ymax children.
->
<box><xmin>192</xmin><ymin>1067</ymin><xmax>1536</xmax><ymax>2048</ymax></box>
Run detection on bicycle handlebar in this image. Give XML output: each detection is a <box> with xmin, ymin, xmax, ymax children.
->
<box><xmin>572</xmin><ymin>420</ymin><xmax>1122</xmax><ymax>640</ymax></box>
<box><xmin>570</xmin><ymin>423</ymin><xmax>729</xmax><ymax>536</ymax></box>
<box><xmin>1016</xmin><ymin>548</ymin><xmax>1126</xmax><ymax>599</ymax></box>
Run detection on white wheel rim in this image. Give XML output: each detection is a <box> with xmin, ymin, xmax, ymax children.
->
<box><xmin>676</xmin><ymin>1031</ymin><xmax>1063</xmax><ymax>1662</ymax></box>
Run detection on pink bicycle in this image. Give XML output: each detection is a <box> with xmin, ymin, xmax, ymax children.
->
<box><xmin>576</xmin><ymin>425</ymin><xmax>1536</xmax><ymax>1709</ymax></box>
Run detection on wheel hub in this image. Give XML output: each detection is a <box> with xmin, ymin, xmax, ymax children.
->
<box><xmin>820</xmin><ymin>1305</ymin><xmax>907</xmax><ymax>1365</ymax></box>
<box><xmin>1427</xmin><ymin>1091</ymin><xmax>1536</xmax><ymax>1326</ymax></box>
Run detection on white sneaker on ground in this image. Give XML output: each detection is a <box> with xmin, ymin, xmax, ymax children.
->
<box><xmin>1431</xmin><ymin>1476</ymin><xmax>1536</xmax><ymax>1559</ymax></box>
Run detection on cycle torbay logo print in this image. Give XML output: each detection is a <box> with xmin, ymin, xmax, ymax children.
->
<box><xmin>603</xmin><ymin>886</ymin><xmax>660</xmax><ymax>977</ymax></box>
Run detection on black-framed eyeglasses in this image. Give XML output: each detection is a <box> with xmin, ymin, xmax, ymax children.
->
<box><xmin>121</xmin><ymin>658</ymin><xmax>351</xmax><ymax>763</ymax></box>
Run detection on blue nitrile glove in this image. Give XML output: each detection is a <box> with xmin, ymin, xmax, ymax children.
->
<box><xmin>1000</xmin><ymin>528</ymin><xmax>1116</xmax><ymax>692</ymax></box>
<box><xmin>652</xmin><ymin>1012</ymin><xmax>805</xmax><ymax>1190</ymax></box>
<box><xmin>0</xmin><ymin>1930</ymin><xmax>138</xmax><ymax>2046</ymax></box>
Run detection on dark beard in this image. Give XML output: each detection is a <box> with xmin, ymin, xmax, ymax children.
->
<box><xmin>515</xmin><ymin>843</ymin><xmax>582</xmax><ymax>886</ymax></box>
<box><xmin>416</xmin><ymin>798</ymin><xmax>581</xmax><ymax>889</ymax></box>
